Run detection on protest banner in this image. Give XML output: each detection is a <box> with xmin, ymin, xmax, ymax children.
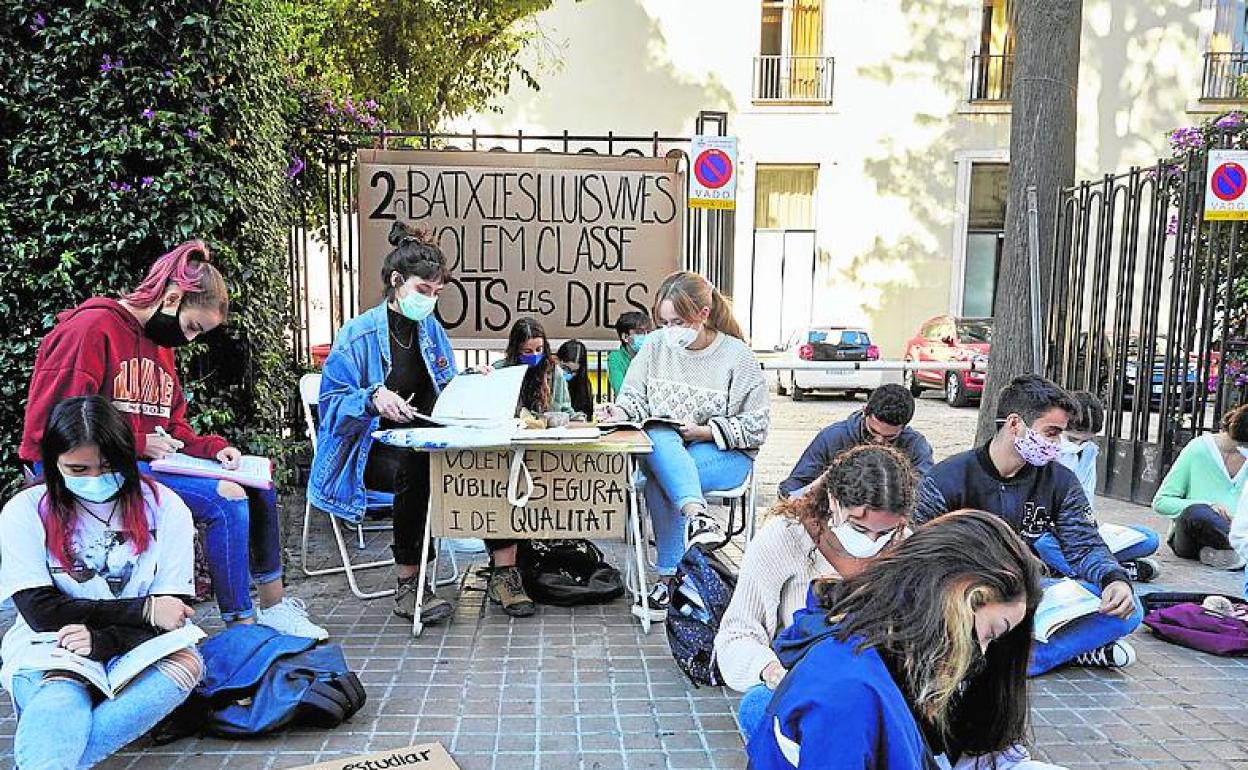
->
<box><xmin>282</xmin><ymin>742</ymin><xmax>459</xmax><ymax>770</ymax></box>
<box><xmin>430</xmin><ymin>447</ymin><xmax>629</xmax><ymax>540</ymax></box>
<box><xmin>356</xmin><ymin>150</ymin><xmax>685</xmax><ymax>341</ymax></box>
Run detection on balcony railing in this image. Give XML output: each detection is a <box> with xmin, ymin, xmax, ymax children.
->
<box><xmin>1202</xmin><ymin>51</ymin><xmax>1248</xmax><ymax>101</ymax></box>
<box><xmin>752</xmin><ymin>55</ymin><xmax>835</xmax><ymax>104</ymax></box>
<box><xmin>969</xmin><ymin>53</ymin><xmax>1014</xmax><ymax>102</ymax></box>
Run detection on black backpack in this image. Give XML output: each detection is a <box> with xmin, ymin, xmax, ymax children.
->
<box><xmin>160</xmin><ymin>624</ymin><xmax>366</xmax><ymax>739</ymax></box>
<box><xmin>666</xmin><ymin>544</ymin><xmax>737</xmax><ymax>687</ymax></box>
<box><xmin>517</xmin><ymin>539</ymin><xmax>626</xmax><ymax>607</ymax></box>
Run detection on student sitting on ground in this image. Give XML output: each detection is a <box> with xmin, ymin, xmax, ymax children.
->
<box><xmin>19</xmin><ymin>240</ymin><xmax>325</xmax><ymax>639</ymax></box>
<box><xmin>600</xmin><ymin>271</ymin><xmax>769</xmax><ymax>616</ymax></box>
<box><xmin>1151</xmin><ymin>402</ymin><xmax>1248</xmax><ymax>571</ymax></box>
<box><xmin>606</xmin><ymin>310</ymin><xmax>653</xmax><ymax>396</ymax></box>
<box><xmin>2</xmin><ymin>396</ymin><xmax>202</xmax><ymax>770</ymax></box>
<box><xmin>748</xmin><ymin>511</ymin><xmax>1053</xmax><ymax>770</ymax></box>
<box><xmin>555</xmin><ymin>338</ymin><xmax>595</xmax><ymax>417</ymax></box>
<box><xmin>915</xmin><ymin>375</ymin><xmax>1143</xmax><ymax>673</ymax></box>
<box><xmin>312</xmin><ymin>223</ymin><xmax>536</xmax><ymax>621</ymax></box>
<box><xmin>1050</xmin><ymin>390</ymin><xmax>1161</xmax><ymax>581</ymax></box>
<box><xmin>716</xmin><ymin>445</ymin><xmax>914</xmax><ymax>740</ymax></box>
<box><xmin>777</xmin><ymin>383</ymin><xmax>934</xmax><ymax>498</ymax></box>
<box><xmin>497</xmin><ymin>317</ymin><xmax>575</xmax><ymax>417</ymax></box>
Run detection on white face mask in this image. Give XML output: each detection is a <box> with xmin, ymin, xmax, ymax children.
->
<box><xmin>828</xmin><ymin>498</ymin><xmax>895</xmax><ymax>559</ymax></box>
<box><xmin>661</xmin><ymin>325</ymin><xmax>699</xmax><ymax>349</ymax></box>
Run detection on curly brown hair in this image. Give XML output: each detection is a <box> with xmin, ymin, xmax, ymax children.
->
<box><xmin>773</xmin><ymin>444</ymin><xmax>917</xmax><ymax>534</ymax></box>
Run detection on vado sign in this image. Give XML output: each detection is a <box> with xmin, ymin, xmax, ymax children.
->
<box><xmin>1205</xmin><ymin>149</ymin><xmax>1248</xmax><ymax>221</ymax></box>
<box><xmin>688</xmin><ymin>135</ymin><xmax>738</xmax><ymax>210</ymax></box>
<box><xmin>430</xmin><ymin>448</ymin><xmax>628</xmax><ymax>540</ymax></box>
<box><xmin>357</xmin><ymin>150</ymin><xmax>684</xmax><ymax>340</ymax></box>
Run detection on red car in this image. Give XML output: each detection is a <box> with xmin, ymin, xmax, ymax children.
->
<box><xmin>902</xmin><ymin>315</ymin><xmax>992</xmax><ymax>407</ymax></box>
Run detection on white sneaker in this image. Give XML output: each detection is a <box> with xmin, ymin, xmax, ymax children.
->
<box><xmin>256</xmin><ymin>597</ymin><xmax>329</xmax><ymax>641</ymax></box>
<box><xmin>1072</xmin><ymin>640</ymin><xmax>1135</xmax><ymax>668</ymax></box>
<box><xmin>686</xmin><ymin>511</ymin><xmax>724</xmax><ymax>548</ymax></box>
<box><xmin>1199</xmin><ymin>547</ymin><xmax>1246</xmax><ymax>571</ymax></box>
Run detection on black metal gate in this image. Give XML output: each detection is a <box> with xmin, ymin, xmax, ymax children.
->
<box><xmin>1047</xmin><ymin>133</ymin><xmax>1247</xmax><ymax>505</ymax></box>
<box><xmin>286</xmin><ymin>112</ymin><xmax>735</xmax><ymax>370</ymax></box>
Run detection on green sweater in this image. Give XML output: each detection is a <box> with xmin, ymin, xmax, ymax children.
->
<box><xmin>1152</xmin><ymin>435</ymin><xmax>1248</xmax><ymax>518</ymax></box>
<box><xmin>607</xmin><ymin>345</ymin><xmax>634</xmax><ymax>395</ymax></box>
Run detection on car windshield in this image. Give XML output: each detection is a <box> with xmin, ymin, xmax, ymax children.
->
<box><xmin>809</xmin><ymin>329</ymin><xmax>869</xmax><ymax>346</ymax></box>
<box><xmin>956</xmin><ymin>320</ymin><xmax>992</xmax><ymax>343</ymax></box>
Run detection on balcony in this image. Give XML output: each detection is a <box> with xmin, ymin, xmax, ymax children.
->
<box><xmin>752</xmin><ymin>55</ymin><xmax>835</xmax><ymax>104</ymax></box>
<box><xmin>1202</xmin><ymin>51</ymin><xmax>1248</xmax><ymax>101</ymax></box>
<box><xmin>969</xmin><ymin>53</ymin><xmax>1014</xmax><ymax>102</ymax></box>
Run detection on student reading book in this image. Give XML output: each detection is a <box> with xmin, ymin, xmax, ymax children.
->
<box><xmin>149</xmin><ymin>452</ymin><xmax>274</xmax><ymax>490</ymax></box>
<box><xmin>2</xmin><ymin>396</ymin><xmax>204</xmax><ymax>769</ymax></box>
<box><xmin>1032</xmin><ymin>579</ymin><xmax>1103</xmax><ymax>643</ymax></box>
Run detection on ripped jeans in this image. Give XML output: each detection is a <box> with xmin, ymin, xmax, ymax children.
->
<box><xmin>11</xmin><ymin>648</ymin><xmax>201</xmax><ymax>769</ymax></box>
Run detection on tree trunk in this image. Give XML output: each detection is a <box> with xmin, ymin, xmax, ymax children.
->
<box><xmin>973</xmin><ymin>0</ymin><xmax>1083</xmax><ymax>444</ymax></box>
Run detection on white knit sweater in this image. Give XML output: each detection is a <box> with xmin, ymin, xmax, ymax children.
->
<box><xmin>615</xmin><ymin>331</ymin><xmax>769</xmax><ymax>450</ymax></box>
<box><xmin>713</xmin><ymin>516</ymin><xmax>836</xmax><ymax>692</ymax></box>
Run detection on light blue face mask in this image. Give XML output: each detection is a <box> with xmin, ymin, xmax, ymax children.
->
<box><xmin>396</xmin><ymin>289</ymin><xmax>436</xmax><ymax>322</ymax></box>
<box><xmin>630</xmin><ymin>333</ymin><xmax>649</xmax><ymax>352</ymax></box>
<box><xmin>561</xmin><ymin>369</ymin><xmax>575</xmax><ymax>382</ymax></box>
<box><xmin>63</xmin><ymin>472</ymin><xmax>125</xmax><ymax>504</ymax></box>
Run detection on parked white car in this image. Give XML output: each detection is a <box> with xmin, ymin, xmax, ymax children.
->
<box><xmin>775</xmin><ymin>326</ymin><xmax>888</xmax><ymax>401</ymax></box>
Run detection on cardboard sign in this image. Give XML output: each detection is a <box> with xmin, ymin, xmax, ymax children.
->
<box><xmin>430</xmin><ymin>448</ymin><xmax>628</xmax><ymax>540</ymax></box>
<box><xmin>1205</xmin><ymin>149</ymin><xmax>1248</xmax><ymax>221</ymax></box>
<box><xmin>688</xmin><ymin>135</ymin><xmax>738</xmax><ymax>210</ymax></box>
<box><xmin>282</xmin><ymin>742</ymin><xmax>460</xmax><ymax>770</ymax></box>
<box><xmin>357</xmin><ymin>150</ymin><xmax>685</xmax><ymax>340</ymax></box>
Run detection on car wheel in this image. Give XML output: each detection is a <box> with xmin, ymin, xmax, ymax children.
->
<box><xmin>903</xmin><ymin>363</ymin><xmax>922</xmax><ymax>397</ymax></box>
<box><xmin>946</xmin><ymin>372</ymin><xmax>971</xmax><ymax>407</ymax></box>
<box><xmin>776</xmin><ymin>375</ymin><xmax>789</xmax><ymax>396</ymax></box>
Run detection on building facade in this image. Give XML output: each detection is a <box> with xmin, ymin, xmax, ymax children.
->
<box><xmin>453</xmin><ymin>0</ymin><xmax>1248</xmax><ymax>354</ymax></box>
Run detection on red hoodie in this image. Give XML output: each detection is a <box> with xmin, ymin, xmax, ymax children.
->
<box><xmin>19</xmin><ymin>297</ymin><xmax>229</xmax><ymax>463</ymax></box>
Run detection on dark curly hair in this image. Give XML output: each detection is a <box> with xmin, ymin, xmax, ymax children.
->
<box><xmin>865</xmin><ymin>383</ymin><xmax>916</xmax><ymax>426</ymax></box>
<box><xmin>773</xmin><ymin>444</ymin><xmax>917</xmax><ymax>535</ymax></box>
<box><xmin>1067</xmin><ymin>390</ymin><xmax>1105</xmax><ymax>435</ymax></box>
<box><xmin>995</xmin><ymin>374</ymin><xmax>1077</xmax><ymax>426</ymax></box>
<box><xmin>380</xmin><ymin>221</ymin><xmax>453</xmax><ymax>298</ymax></box>
<box><xmin>1223</xmin><ymin>402</ymin><xmax>1248</xmax><ymax>442</ymax></box>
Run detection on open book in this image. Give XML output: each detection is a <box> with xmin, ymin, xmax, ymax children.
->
<box><xmin>1098</xmin><ymin>523</ymin><xmax>1148</xmax><ymax>553</ymax></box>
<box><xmin>22</xmin><ymin>624</ymin><xmax>205</xmax><ymax>698</ymax></box>
<box><xmin>1033</xmin><ymin>578</ymin><xmax>1102</xmax><ymax>643</ymax></box>
<box><xmin>412</xmin><ymin>366</ymin><xmax>527</xmax><ymax>428</ymax></box>
<box><xmin>149</xmin><ymin>453</ymin><xmax>274</xmax><ymax>490</ymax></box>
<box><xmin>597</xmin><ymin>416</ymin><xmax>684</xmax><ymax>432</ymax></box>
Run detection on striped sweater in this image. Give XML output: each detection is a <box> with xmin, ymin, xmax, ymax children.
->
<box><xmin>615</xmin><ymin>331</ymin><xmax>769</xmax><ymax>450</ymax></box>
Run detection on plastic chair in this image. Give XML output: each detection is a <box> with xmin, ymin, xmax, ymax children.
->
<box><xmin>705</xmin><ymin>469</ymin><xmax>759</xmax><ymax>550</ymax></box>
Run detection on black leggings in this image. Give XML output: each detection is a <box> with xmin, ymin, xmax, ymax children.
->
<box><xmin>1167</xmin><ymin>503</ymin><xmax>1233</xmax><ymax>558</ymax></box>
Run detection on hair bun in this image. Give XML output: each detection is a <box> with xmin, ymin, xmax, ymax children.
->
<box><xmin>388</xmin><ymin>221</ymin><xmax>436</xmax><ymax>248</ymax></box>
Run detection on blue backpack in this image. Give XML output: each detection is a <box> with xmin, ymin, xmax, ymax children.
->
<box><xmin>162</xmin><ymin>624</ymin><xmax>366</xmax><ymax>738</ymax></box>
<box><xmin>666</xmin><ymin>544</ymin><xmax>737</xmax><ymax>687</ymax></box>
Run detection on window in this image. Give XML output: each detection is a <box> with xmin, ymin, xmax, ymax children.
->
<box><xmin>1204</xmin><ymin>0</ymin><xmax>1248</xmax><ymax>99</ymax></box>
<box><xmin>755</xmin><ymin>166</ymin><xmax>817</xmax><ymax>230</ymax></box>
<box><xmin>970</xmin><ymin>0</ymin><xmax>1015</xmax><ymax>100</ymax></box>
<box><xmin>961</xmin><ymin>163</ymin><xmax>1008</xmax><ymax>317</ymax></box>
<box><xmin>755</xmin><ymin>1</ymin><xmax>833</xmax><ymax>102</ymax></box>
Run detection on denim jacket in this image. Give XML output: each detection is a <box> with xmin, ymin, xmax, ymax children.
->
<box><xmin>308</xmin><ymin>303</ymin><xmax>457</xmax><ymax>523</ymax></box>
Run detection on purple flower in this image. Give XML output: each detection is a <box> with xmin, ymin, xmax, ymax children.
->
<box><xmin>363</xmin><ymin>99</ymin><xmax>378</xmax><ymax>111</ymax></box>
<box><xmin>343</xmin><ymin>98</ymin><xmax>356</xmax><ymax>116</ymax></box>
<box><xmin>185</xmin><ymin>128</ymin><xmax>201</xmax><ymax>140</ymax></box>
<box><xmin>109</xmin><ymin>181</ymin><xmax>120</xmax><ymax>191</ymax></box>
<box><xmin>141</xmin><ymin>106</ymin><xmax>155</xmax><ymax>120</ymax></box>
<box><xmin>1166</xmin><ymin>213</ymin><xmax>1179</xmax><ymax>236</ymax></box>
<box><xmin>286</xmin><ymin>156</ymin><xmax>306</xmax><ymax>178</ymax></box>
<box><xmin>1169</xmin><ymin>126</ymin><xmax>1205</xmax><ymax>151</ymax></box>
<box><xmin>162</xmin><ymin>69</ymin><xmax>173</xmax><ymax>78</ymax></box>
<box><xmin>1217</xmin><ymin>112</ymin><xmax>1245</xmax><ymax>129</ymax></box>
<box><xmin>323</xmin><ymin>103</ymin><xmax>337</xmax><ymax>115</ymax></box>
<box><xmin>99</xmin><ymin>54</ymin><xmax>123</xmax><ymax>75</ymax></box>
<box><xmin>118</xmin><ymin>182</ymin><xmax>132</xmax><ymax>192</ymax></box>
<box><xmin>29</xmin><ymin>12</ymin><xmax>46</xmax><ymax>32</ymax></box>
<box><xmin>140</xmin><ymin>176</ymin><xmax>154</xmax><ymax>188</ymax></box>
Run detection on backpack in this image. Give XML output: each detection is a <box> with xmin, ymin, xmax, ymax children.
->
<box><xmin>1142</xmin><ymin>592</ymin><xmax>1248</xmax><ymax>657</ymax></box>
<box><xmin>164</xmin><ymin>624</ymin><xmax>366</xmax><ymax>738</ymax></box>
<box><xmin>666</xmin><ymin>544</ymin><xmax>737</xmax><ymax>687</ymax></box>
<box><xmin>517</xmin><ymin>539</ymin><xmax>626</xmax><ymax>607</ymax></box>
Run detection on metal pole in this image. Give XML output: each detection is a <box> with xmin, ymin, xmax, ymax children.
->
<box><xmin>1027</xmin><ymin>185</ymin><xmax>1044</xmax><ymax>373</ymax></box>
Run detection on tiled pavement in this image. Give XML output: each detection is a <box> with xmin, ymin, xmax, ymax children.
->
<box><xmin>3</xmin><ymin>391</ymin><xmax>1248</xmax><ymax>769</ymax></box>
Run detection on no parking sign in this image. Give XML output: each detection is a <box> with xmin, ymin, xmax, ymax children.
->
<box><xmin>1204</xmin><ymin>149</ymin><xmax>1248</xmax><ymax>220</ymax></box>
<box><xmin>689</xmin><ymin>135</ymin><xmax>738</xmax><ymax>210</ymax></box>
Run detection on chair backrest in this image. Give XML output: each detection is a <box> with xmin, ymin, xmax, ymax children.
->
<box><xmin>299</xmin><ymin>373</ymin><xmax>322</xmax><ymax>453</ymax></box>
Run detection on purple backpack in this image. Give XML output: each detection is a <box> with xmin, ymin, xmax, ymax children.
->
<box><xmin>1142</xmin><ymin>592</ymin><xmax>1248</xmax><ymax>656</ymax></box>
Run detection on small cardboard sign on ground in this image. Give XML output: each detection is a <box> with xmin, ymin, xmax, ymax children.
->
<box><xmin>430</xmin><ymin>448</ymin><xmax>628</xmax><ymax>540</ymax></box>
<box><xmin>283</xmin><ymin>742</ymin><xmax>459</xmax><ymax>770</ymax></box>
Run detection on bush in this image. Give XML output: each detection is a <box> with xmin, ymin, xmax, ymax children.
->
<box><xmin>0</xmin><ymin>1</ymin><xmax>298</xmax><ymax>491</ymax></box>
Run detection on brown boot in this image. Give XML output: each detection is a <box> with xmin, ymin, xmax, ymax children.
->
<box><xmin>394</xmin><ymin>575</ymin><xmax>454</xmax><ymax>624</ymax></box>
<box><xmin>487</xmin><ymin>566</ymin><xmax>536</xmax><ymax>617</ymax></box>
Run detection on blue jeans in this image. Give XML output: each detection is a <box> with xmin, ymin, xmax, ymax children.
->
<box><xmin>11</xmin><ymin>663</ymin><xmax>194</xmax><ymax>769</ymax></box>
<box><xmin>639</xmin><ymin>427</ymin><xmax>753</xmax><ymax>575</ymax></box>
<box><xmin>1033</xmin><ymin>525</ymin><xmax>1160</xmax><ymax>577</ymax></box>
<box><xmin>140</xmin><ymin>463</ymin><xmax>283</xmax><ymax>622</ymax></box>
<box><xmin>1168</xmin><ymin>503</ymin><xmax>1233</xmax><ymax>559</ymax></box>
<box><xmin>1029</xmin><ymin>577</ymin><xmax>1144</xmax><ymax>676</ymax></box>
<box><xmin>737</xmin><ymin>683</ymin><xmax>772</xmax><ymax>741</ymax></box>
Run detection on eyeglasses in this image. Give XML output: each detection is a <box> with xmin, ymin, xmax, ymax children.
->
<box><xmin>864</xmin><ymin>419</ymin><xmax>901</xmax><ymax>444</ymax></box>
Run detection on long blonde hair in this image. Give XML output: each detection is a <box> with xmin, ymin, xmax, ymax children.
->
<box><xmin>652</xmin><ymin>271</ymin><xmax>745</xmax><ymax>342</ymax></box>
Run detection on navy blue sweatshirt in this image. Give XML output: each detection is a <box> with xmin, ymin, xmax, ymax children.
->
<box><xmin>914</xmin><ymin>444</ymin><xmax>1128</xmax><ymax>588</ymax></box>
<box><xmin>778</xmin><ymin>410</ymin><xmax>935</xmax><ymax>498</ymax></box>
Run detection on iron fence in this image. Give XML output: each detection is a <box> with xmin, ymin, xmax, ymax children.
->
<box><xmin>1201</xmin><ymin>51</ymin><xmax>1248</xmax><ymax>101</ymax></box>
<box><xmin>1047</xmin><ymin>138</ymin><xmax>1246</xmax><ymax>505</ymax></box>
<box><xmin>752</xmin><ymin>56</ymin><xmax>835</xmax><ymax>104</ymax></box>
<box><xmin>968</xmin><ymin>53</ymin><xmax>1014</xmax><ymax>102</ymax></box>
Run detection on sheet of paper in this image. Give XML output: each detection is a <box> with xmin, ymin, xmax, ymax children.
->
<box><xmin>426</xmin><ymin>367</ymin><xmax>528</xmax><ymax>425</ymax></box>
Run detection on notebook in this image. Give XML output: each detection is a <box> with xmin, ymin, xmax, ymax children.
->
<box><xmin>149</xmin><ymin>453</ymin><xmax>274</xmax><ymax>490</ymax></box>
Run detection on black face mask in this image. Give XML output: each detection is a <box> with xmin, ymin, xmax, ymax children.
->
<box><xmin>143</xmin><ymin>306</ymin><xmax>190</xmax><ymax>348</ymax></box>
